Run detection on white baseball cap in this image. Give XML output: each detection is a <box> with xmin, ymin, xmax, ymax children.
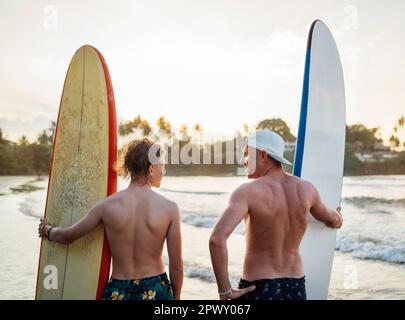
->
<box><xmin>245</xmin><ymin>130</ymin><xmax>293</xmax><ymax>166</ymax></box>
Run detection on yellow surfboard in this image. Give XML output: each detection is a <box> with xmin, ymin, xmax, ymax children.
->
<box><xmin>36</xmin><ymin>45</ymin><xmax>117</xmax><ymax>300</ymax></box>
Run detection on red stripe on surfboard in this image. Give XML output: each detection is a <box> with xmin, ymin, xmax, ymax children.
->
<box><xmin>35</xmin><ymin>50</ymin><xmax>72</xmax><ymax>299</ymax></box>
<box><xmin>91</xmin><ymin>46</ymin><xmax>117</xmax><ymax>300</ymax></box>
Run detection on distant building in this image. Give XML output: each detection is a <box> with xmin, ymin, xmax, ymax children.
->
<box><xmin>381</xmin><ymin>153</ymin><xmax>398</xmax><ymax>160</ymax></box>
<box><xmin>285</xmin><ymin>141</ymin><xmax>296</xmax><ymax>152</ymax></box>
<box><xmin>354</xmin><ymin>153</ymin><xmax>377</xmax><ymax>163</ymax></box>
<box><xmin>355</xmin><ymin>151</ymin><xmax>398</xmax><ymax>163</ymax></box>
<box><xmin>2</xmin><ymin>139</ymin><xmax>16</xmax><ymax>147</ymax></box>
<box><xmin>373</xmin><ymin>142</ymin><xmax>390</xmax><ymax>152</ymax></box>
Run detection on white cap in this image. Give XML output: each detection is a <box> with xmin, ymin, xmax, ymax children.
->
<box><xmin>246</xmin><ymin>130</ymin><xmax>293</xmax><ymax>166</ymax></box>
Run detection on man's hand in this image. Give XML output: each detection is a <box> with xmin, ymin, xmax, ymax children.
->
<box><xmin>219</xmin><ymin>285</ymin><xmax>256</xmax><ymax>300</ymax></box>
<box><xmin>335</xmin><ymin>206</ymin><xmax>343</xmax><ymax>229</ymax></box>
<box><xmin>38</xmin><ymin>218</ymin><xmax>51</xmax><ymax>238</ymax></box>
<box><xmin>324</xmin><ymin>206</ymin><xmax>343</xmax><ymax>229</ymax></box>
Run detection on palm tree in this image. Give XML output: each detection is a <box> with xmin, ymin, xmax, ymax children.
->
<box><xmin>141</xmin><ymin>119</ymin><xmax>152</xmax><ymax>136</ymax></box>
<box><xmin>179</xmin><ymin>124</ymin><xmax>189</xmax><ymax>141</ymax></box>
<box><xmin>132</xmin><ymin>115</ymin><xmax>143</xmax><ymax>129</ymax></box>
<box><xmin>49</xmin><ymin>121</ymin><xmax>56</xmax><ymax>142</ymax></box>
<box><xmin>397</xmin><ymin>116</ymin><xmax>405</xmax><ymax>151</ymax></box>
<box><xmin>18</xmin><ymin>135</ymin><xmax>29</xmax><ymax>146</ymax></box>
<box><xmin>156</xmin><ymin>116</ymin><xmax>172</xmax><ymax>137</ymax></box>
<box><xmin>398</xmin><ymin>116</ymin><xmax>405</xmax><ymax>128</ymax></box>
<box><xmin>193</xmin><ymin>123</ymin><xmax>203</xmax><ymax>141</ymax></box>
<box><xmin>118</xmin><ymin>121</ymin><xmax>134</xmax><ymax>136</ymax></box>
<box><xmin>118</xmin><ymin>116</ymin><xmax>153</xmax><ymax>138</ymax></box>
<box><xmin>242</xmin><ymin>123</ymin><xmax>249</xmax><ymax>136</ymax></box>
<box><xmin>390</xmin><ymin>116</ymin><xmax>405</xmax><ymax>151</ymax></box>
<box><xmin>37</xmin><ymin>130</ymin><xmax>50</xmax><ymax>145</ymax></box>
<box><xmin>389</xmin><ymin>134</ymin><xmax>400</xmax><ymax>151</ymax></box>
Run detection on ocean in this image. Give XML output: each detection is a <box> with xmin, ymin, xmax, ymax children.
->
<box><xmin>0</xmin><ymin>175</ymin><xmax>404</xmax><ymax>300</ymax></box>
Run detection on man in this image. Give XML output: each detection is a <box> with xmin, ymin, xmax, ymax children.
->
<box><xmin>38</xmin><ymin>138</ymin><xmax>183</xmax><ymax>300</ymax></box>
<box><xmin>209</xmin><ymin>130</ymin><xmax>343</xmax><ymax>300</ymax></box>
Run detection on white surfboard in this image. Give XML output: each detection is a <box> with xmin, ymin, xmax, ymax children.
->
<box><xmin>293</xmin><ymin>20</ymin><xmax>346</xmax><ymax>300</ymax></box>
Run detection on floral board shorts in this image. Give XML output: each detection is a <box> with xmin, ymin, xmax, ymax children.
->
<box><xmin>102</xmin><ymin>272</ymin><xmax>174</xmax><ymax>300</ymax></box>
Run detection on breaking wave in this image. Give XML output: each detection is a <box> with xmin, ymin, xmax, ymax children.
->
<box><xmin>336</xmin><ymin>233</ymin><xmax>405</xmax><ymax>264</ymax></box>
<box><xmin>342</xmin><ymin>196</ymin><xmax>405</xmax><ymax>209</ymax></box>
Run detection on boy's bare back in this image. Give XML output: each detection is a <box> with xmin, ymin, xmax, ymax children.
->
<box><xmin>101</xmin><ymin>186</ymin><xmax>178</xmax><ymax>280</ymax></box>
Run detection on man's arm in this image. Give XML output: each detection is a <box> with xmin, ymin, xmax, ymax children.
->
<box><xmin>166</xmin><ymin>203</ymin><xmax>183</xmax><ymax>300</ymax></box>
<box><xmin>308</xmin><ymin>183</ymin><xmax>343</xmax><ymax>229</ymax></box>
<box><xmin>38</xmin><ymin>201</ymin><xmax>105</xmax><ymax>244</ymax></box>
<box><xmin>209</xmin><ymin>185</ymin><xmax>255</xmax><ymax>300</ymax></box>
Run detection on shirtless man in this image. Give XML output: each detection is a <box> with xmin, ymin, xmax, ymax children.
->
<box><xmin>38</xmin><ymin>138</ymin><xmax>183</xmax><ymax>300</ymax></box>
<box><xmin>209</xmin><ymin>130</ymin><xmax>343</xmax><ymax>300</ymax></box>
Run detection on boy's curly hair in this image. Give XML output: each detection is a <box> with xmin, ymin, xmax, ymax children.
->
<box><xmin>115</xmin><ymin>138</ymin><xmax>161</xmax><ymax>183</ymax></box>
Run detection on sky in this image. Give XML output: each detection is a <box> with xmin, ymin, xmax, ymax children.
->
<box><xmin>0</xmin><ymin>0</ymin><xmax>404</xmax><ymax>143</ymax></box>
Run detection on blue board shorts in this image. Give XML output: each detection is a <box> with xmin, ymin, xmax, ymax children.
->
<box><xmin>102</xmin><ymin>272</ymin><xmax>174</xmax><ymax>300</ymax></box>
<box><xmin>236</xmin><ymin>276</ymin><xmax>306</xmax><ymax>300</ymax></box>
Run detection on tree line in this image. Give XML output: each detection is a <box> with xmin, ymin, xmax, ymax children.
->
<box><xmin>1</xmin><ymin>116</ymin><xmax>404</xmax><ymax>176</ymax></box>
<box><xmin>0</xmin><ymin>123</ymin><xmax>55</xmax><ymax>176</ymax></box>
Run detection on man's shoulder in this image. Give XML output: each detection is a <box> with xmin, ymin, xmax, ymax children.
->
<box><xmin>234</xmin><ymin>181</ymin><xmax>255</xmax><ymax>193</ymax></box>
<box><xmin>94</xmin><ymin>190</ymin><xmax>129</xmax><ymax>216</ymax></box>
<box><xmin>150</xmin><ymin>190</ymin><xmax>176</xmax><ymax>205</ymax></box>
<box><xmin>230</xmin><ymin>181</ymin><xmax>256</xmax><ymax>202</ymax></box>
<box><xmin>151</xmin><ymin>190</ymin><xmax>179</xmax><ymax>214</ymax></box>
<box><xmin>282</xmin><ymin>174</ymin><xmax>313</xmax><ymax>188</ymax></box>
<box><xmin>295</xmin><ymin>177</ymin><xmax>315</xmax><ymax>189</ymax></box>
<box><xmin>291</xmin><ymin>177</ymin><xmax>317</xmax><ymax>200</ymax></box>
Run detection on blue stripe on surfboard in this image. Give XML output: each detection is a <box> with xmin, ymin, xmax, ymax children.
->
<box><xmin>293</xmin><ymin>47</ymin><xmax>311</xmax><ymax>178</ymax></box>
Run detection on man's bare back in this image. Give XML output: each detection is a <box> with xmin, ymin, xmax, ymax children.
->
<box><xmin>242</xmin><ymin>174</ymin><xmax>314</xmax><ymax>280</ymax></box>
